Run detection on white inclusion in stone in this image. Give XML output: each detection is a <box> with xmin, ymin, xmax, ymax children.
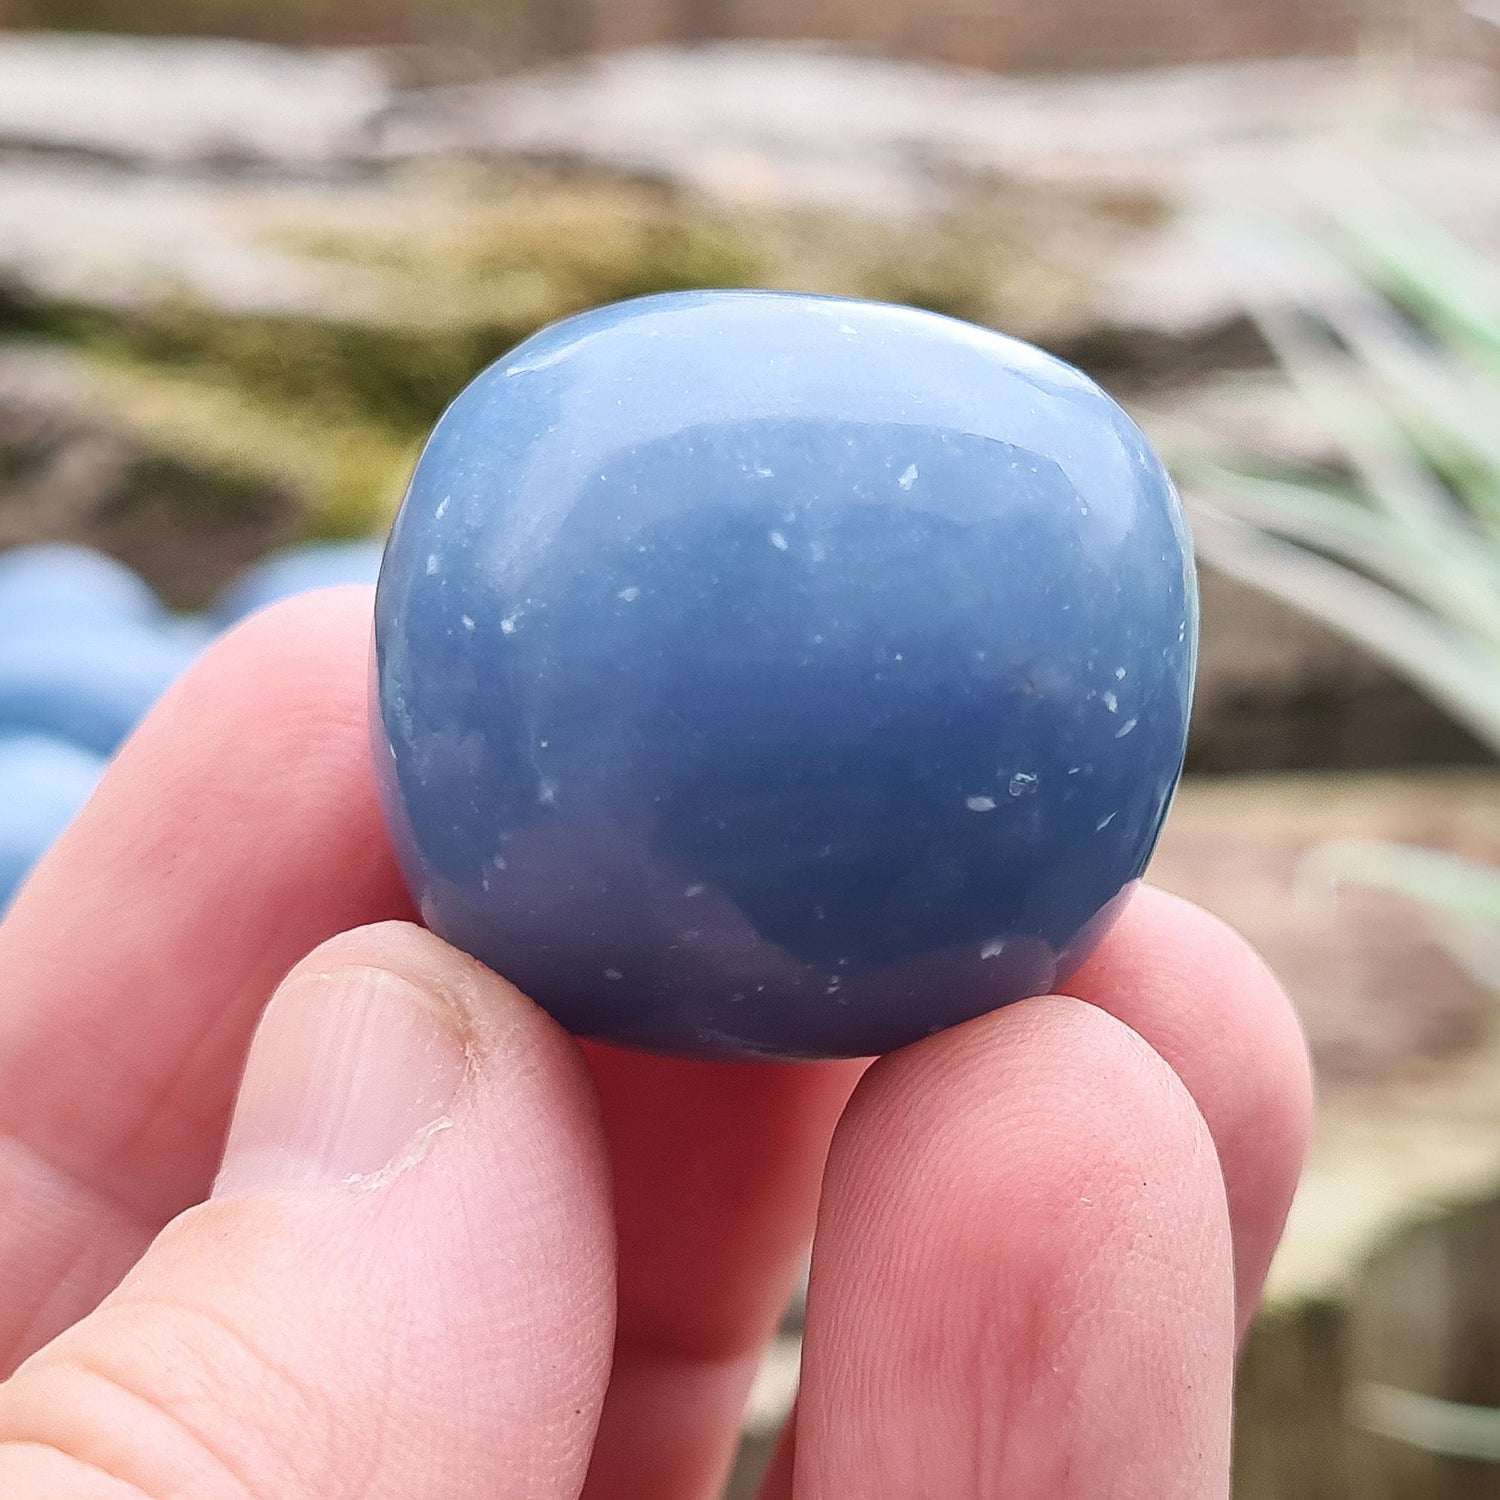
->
<box><xmin>755</xmin><ymin>464</ymin><xmax>775</xmax><ymax>478</ymax></box>
<box><xmin>768</xmin><ymin>530</ymin><xmax>790</xmax><ymax>551</ymax></box>
<box><xmin>966</xmin><ymin>795</ymin><xmax>998</xmax><ymax>813</ymax></box>
<box><xmin>425</xmin><ymin>554</ymin><xmax>439</xmax><ymax>576</ymax></box>
<box><xmin>1008</xmin><ymin>771</ymin><xmax>1038</xmax><ymax>797</ymax></box>
<box><xmin>435</xmin><ymin>495</ymin><xmax>450</xmax><ymax>519</ymax></box>
<box><xmin>1101</xmin><ymin>690</ymin><xmax>1119</xmax><ymax>713</ymax></box>
<box><xmin>1067</xmin><ymin>765</ymin><xmax>1082</xmax><ymax>775</ymax></box>
<box><xmin>898</xmin><ymin>463</ymin><xmax>919</xmax><ymax>490</ymax></box>
<box><xmin>618</xmin><ymin>585</ymin><xmax>642</xmax><ymax>602</ymax></box>
<box><xmin>839</xmin><ymin>323</ymin><xmax>858</xmax><ymax>335</ymax></box>
<box><xmin>604</xmin><ymin>968</ymin><xmax>624</xmax><ymax>981</ymax></box>
<box><xmin>1114</xmin><ymin>717</ymin><xmax>1138</xmax><ymax>738</ymax></box>
<box><xmin>980</xmin><ymin>938</ymin><xmax>1006</xmax><ymax>960</ymax></box>
<box><xmin>538</xmin><ymin>776</ymin><xmax>559</xmax><ymax>807</ymax></box>
<box><xmin>1115</xmin><ymin>666</ymin><xmax>1127</xmax><ymax>680</ymax></box>
<box><xmin>461</xmin><ymin>614</ymin><xmax>476</xmax><ymax>631</ymax></box>
<box><xmin>1096</xmin><ymin>811</ymin><xmax>1118</xmax><ymax>831</ymax></box>
<box><xmin>492</xmin><ymin>855</ymin><xmax>507</xmax><ymax>871</ymax></box>
<box><xmin>500</xmin><ymin>613</ymin><xmax>520</xmax><ymax>634</ymax></box>
<box><xmin>684</xmin><ymin>884</ymin><xmax>706</xmax><ymax>898</ymax></box>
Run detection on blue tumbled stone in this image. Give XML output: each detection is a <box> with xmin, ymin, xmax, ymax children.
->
<box><xmin>215</xmin><ymin>539</ymin><xmax>386</xmax><ymax>625</ymax></box>
<box><xmin>373</xmin><ymin>291</ymin><xmax>1196</xmax><ymax>1060</ymax></box>
<box><xmin>0</xmin><ymin>544</ymin><xmax>163</xmax><ymax>629</ymax></box>
<box><xmin>0</xmin><ymin>734</ymin><xmax>106</xmax><ymax>912</ymax></box>
<box><xmin>0</xmin><ymin>619</ymin><xmax>198</xmax><ymax>756</ymax></box>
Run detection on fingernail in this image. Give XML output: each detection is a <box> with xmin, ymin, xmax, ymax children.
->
<box><xmin>214</xmin><ymin>965</ymin><xmax>468</xmax><ymax>1198</ymax></box>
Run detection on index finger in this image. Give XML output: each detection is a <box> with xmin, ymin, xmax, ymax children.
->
<box><xmin>783</xmin><ymin>995</ymin><xmax>1237</xmax><ymax>1500</ymax></box>
<box><xmin>0</xmin><ymin>588</ymin><xmax>414</xmax><ymax>1368</ymax></box>
<box><xmin>1065</xmin><ymin>886</ymin><xmax>1313</xmax><ymax>1335</ymax></box>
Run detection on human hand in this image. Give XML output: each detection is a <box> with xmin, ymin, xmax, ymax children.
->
<box><xmin>0</xmin><ymin>589</ymin><xmax>1312</xmax><ymax>1499</ymax></box>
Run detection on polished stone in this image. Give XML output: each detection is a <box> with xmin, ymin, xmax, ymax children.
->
<box><xmin>0</xmin><ymin>543</ymin><xmax>163</xmax><ymax>628</ymax></box>
<box><xmin>374</xmin><ymin>291</ymin><xmax>1196</xmax><ymax>1059</ymax></box>
<box><xmin>0</xmin><ymin>618</ymin><xmax>198</xmax><ymax>755</ymax></box>
<box><xmin>215</xmin><ymin>539</ymin><xmax>386</xmax><ymax>624</ymax></box>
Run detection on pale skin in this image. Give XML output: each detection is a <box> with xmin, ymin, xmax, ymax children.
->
<box><xmin>0</xmin><ymin>588</ymin><xmax>1313</xmax><ymax>1499</ymax></box>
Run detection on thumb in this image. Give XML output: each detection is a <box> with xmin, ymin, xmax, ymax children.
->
<box><xmin>0</xmin><ymin>922</ymin><xmax>616</xmax><ymax>1500</ymax></box>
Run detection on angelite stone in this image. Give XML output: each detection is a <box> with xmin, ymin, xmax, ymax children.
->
<box><xmin>0</xmin><ymin>619</ymin><xmax>198</xmax><ymax>756</ymax></box>
<box><xmin>0</xmin><ymin>544</ymin><xmax>163</xmax><ymax>628</ymax></box>
<box><xmin>215</xmin><ymin>539</ymin><xmax>386</xmax><ymax>625</ymax></box>
<box><xmin>373</xmin><ymin>291</ymin><xmax>1196</xmax><ymax>1060</ymax></box>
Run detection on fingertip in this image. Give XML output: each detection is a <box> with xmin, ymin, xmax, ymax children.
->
<box><xmin>281</xmin><ymin>919</ymin><xmax>602</xmax><ymax>1107</ymax></box>
<box><xmin>1068</xmin><ymin>885</ymin><xmax>1313</xmax><ymax>1333</ymax></box>
<box><xmin>835</xmin><ymin>994</ymin><xmax>1226</xmax><ymax>1271</ymax></box>
<box><xmin>798</xmin><ymin>994</ymin><xmax>1235</xmax><ymax>1497</ymax></box>
<box><xmin>2</xmin><ymin>915</ymin><xmax>617</xmax><ymax>1500</ymax></box>
<box><xmin>149</xmin><ymin>585</ymin><xmax>378</xmax><ymax>761</ymax></box>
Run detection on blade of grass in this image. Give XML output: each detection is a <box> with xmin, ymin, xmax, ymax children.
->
<box><xmin>1315</xmin><ymin>174</ymin><xmax>1500</xmax><ymax>371</ymax></box>
<box><xmin>1188</xmin><ymin>460</ymin><xmax>1500</xmax><ymax>647</ymax></box>
<box><xmin>1207</xmin><ymin>214</ymin><xmax>1466</xmax><ymax>535</ymax></box>
<box><xmin>1191</xmin><ymin>503</ymin><xmax>1500</xmax><ymax>755</ymax></box>
<box><xmin>1301</xmin><ymin>838</ymin><xmax>1500</xmax><ymax>993</ymax></box>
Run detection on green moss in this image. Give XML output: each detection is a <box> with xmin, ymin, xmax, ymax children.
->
<box><xmin>89</xmin><ymin>354</ymin><xmax>419</xmax><ymax>538</ymax></box>
<box><xmin>45</xmin><ymin>180</ymin><xmax>766</xmax><ymax>451</ymax></box>
<box><xmin>14</xmin><ymin>172</ymin><xmax>1126</xmax><ymax>543</ymax></box>
<box><xmin>7</xmin><ymin>0</ymin><xmax>524</xmax><ymax>44</ymax></box>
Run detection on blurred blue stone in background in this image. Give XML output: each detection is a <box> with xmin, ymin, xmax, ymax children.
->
<box><xmin>213</xmin><ymin>539</ymin><xmax>386</xmax><ymax>625</ymax></box>
<box><xmin>0</xmin><ymin>619</ymin><xmax>202</xmax><ymax>756</ymax></box>
<box><xmin>0</xmin><ymin>734</ymin><xmax>106</xmax><ymax>912</ymax></box>
<box><xmin>160</xmin><ymin>614</ymin><xmax>220</xmax><ymax>657</ymax></box>
<box><xmin>374</xmin><ymin>291</ymin><xmax>1197</xmax><ymax>1060</ymax></box>
<box><xmin>0</xmin><ymin>536</ymin><xmax>387</xmax><ymax>873</ymax></box>
<box><xmin>0</xmin><ymin>543</ymin><xmax>165</xmax><ymax>629</ymax></box>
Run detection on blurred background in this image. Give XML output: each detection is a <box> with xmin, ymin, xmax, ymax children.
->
<box><xmin>3</xmin><ymin>0</ymin><xmax>1500</xmax><ymax>1495</ymax></box>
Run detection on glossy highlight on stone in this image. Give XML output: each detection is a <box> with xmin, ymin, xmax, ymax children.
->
<box><xmin>373</xmin><ymin>291</ymin><xmax>1197</xmax><ymax>1060</ymax></box>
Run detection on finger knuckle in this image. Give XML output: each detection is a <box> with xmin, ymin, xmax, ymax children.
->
<box><xmin>0</xmin><ymin>1291</ymin><xmax>335</xmax><ymax>1500</ymax></box>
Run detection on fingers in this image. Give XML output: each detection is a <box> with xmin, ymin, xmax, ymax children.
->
<box><xmin>0</xmin><ymin>588</ymin><xmax>412</xmax><ymax>1368</ymax></box>
<box><xmin>579</xmin><ymin>1049</ymin><xmax>864</xmax><ymax>1500</ymax></box>
<box><xmin>1064</xmin><ymin>886</ymin><xmax>1313</xmax><ymax>1335</ymax></box>
<box><xmin>0</xmin><ymin>922</ymin><xmax>615</xmax><ymax>1500</ymax></box>
<box><xmin>782</xmin><ymin>997</ymin><xmax>1235</xmax><ymax>1500</ymax></box>
<box><xmin>0</xmin><ymin>574</ymin><xmax>868</xmax><ymax>1500</ymax></box>
<box><xmin>571</xmin><ymin>884</ymin><xmax>1298</xmax><ymax>1499</ymax></box>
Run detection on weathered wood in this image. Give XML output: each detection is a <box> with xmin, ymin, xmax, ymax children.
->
<box><xmin>2</xmin><ymin>38</ymin><xmax>1496</xmax><ymax>766</ymax></box>
<box><xmin>10</xmin><ymin>0</ymin><xmax>1481</xmax><ymax>73</ymax></box>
